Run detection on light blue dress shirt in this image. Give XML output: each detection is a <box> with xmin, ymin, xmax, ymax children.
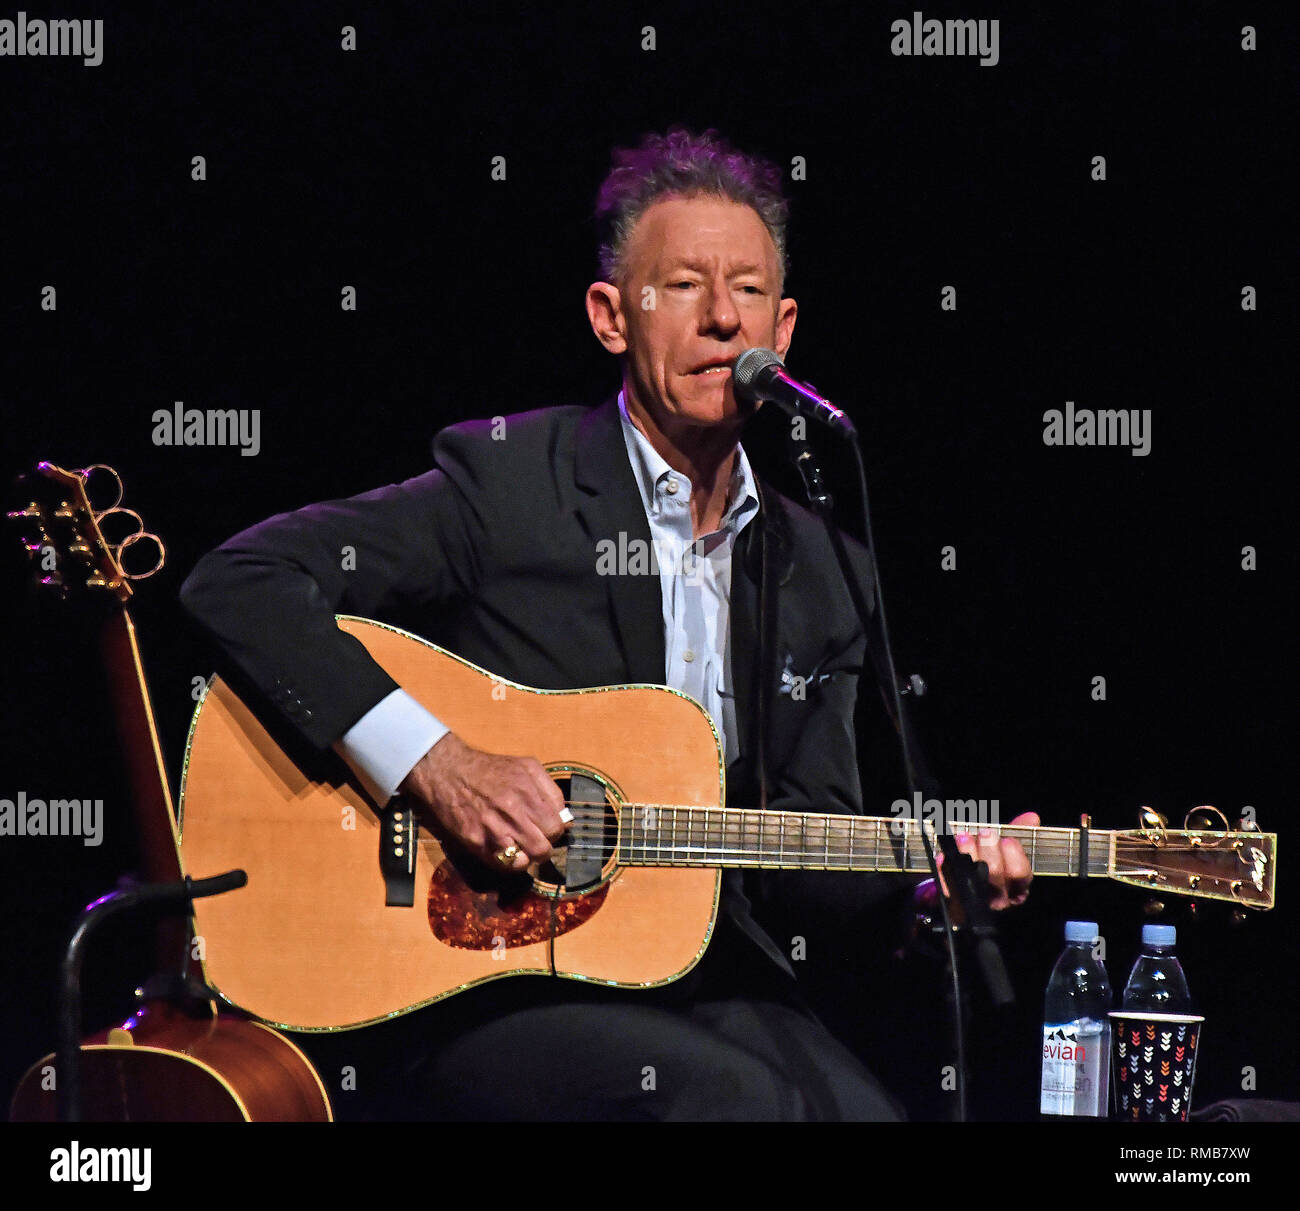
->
<box><xmin>334</xmin><ymin>394</ymin><xmax>759</xmax><ymax>802</ymax></box>
<box><xmin>614</xmin><ymin>390</ymin><xmax>759</xmax><ymax>767</ymax></box>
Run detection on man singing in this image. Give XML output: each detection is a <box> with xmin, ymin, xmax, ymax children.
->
<box><xmin>180</xmin><ymin>127</ymin><xmax>1035</xmax><ymax>1120</ymax></box>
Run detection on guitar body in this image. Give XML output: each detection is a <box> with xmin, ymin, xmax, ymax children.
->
<box><xmin>9</xmin><ymin>1001</ymin><xmax>332</xmax><ymax>1121</ymax></box>
<box><xmin>178</xmin><ymin>617</ymin><xmax>724</xmax><ymax>1031</ymax></box>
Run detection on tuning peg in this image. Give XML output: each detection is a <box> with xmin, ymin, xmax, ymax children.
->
<box><xmin>1238</xmin><ymin>815</ymin><xmax>1260</xmax><ymax>832</ymax></box>
<box><xmin>1140</xmin><ymin>806</ymin><xmax>1168</xmax><ymax>830</ymax></box>
<box><xmin>1143</xmin><ymin>898</ymin><xmax>1165</xmax><ymax>916</ymax></box>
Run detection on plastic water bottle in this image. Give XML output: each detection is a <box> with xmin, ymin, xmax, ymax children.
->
<box><xmin>1040</xmin><ymin>920</ymin><xmax>1112</xmax><ymax>1118</ymax></box>
<box><xmin>1122</xmin><ymin>924</ymin><xmax>1192</xmax><ymax>1011</ymax></box>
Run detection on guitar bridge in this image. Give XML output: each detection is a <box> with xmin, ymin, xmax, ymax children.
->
<box><xmin>380</xmin><ymin>799</ymin><xmax>417</xmax><ymax>906</ymax></box>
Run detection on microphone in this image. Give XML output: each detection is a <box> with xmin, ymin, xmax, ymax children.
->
<box><xmin>732</xmin><ymin>348</ymin><xmax>856</xmax><ymax>437</ymax></box>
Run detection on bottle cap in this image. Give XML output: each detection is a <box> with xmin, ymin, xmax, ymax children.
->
<box><xmin>1141</xmin><ymin>924</ymin><xmax>1176</xmax><ymax>946</ymax></box>
<box><xmin>1064</xmin><ymin>920</ymin><xmax>1099</xmax><ymax>943</ymax></box>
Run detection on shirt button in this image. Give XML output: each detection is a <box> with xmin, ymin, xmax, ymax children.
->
<box><xmin>664</xmin><ymin>478</ymin><xmax>679</xmax><ymax>495</ymax></box>
<box><xmin>683</xmin><ymin>650</ymin><xmax>695</xmax><ymax>663</ymax></box>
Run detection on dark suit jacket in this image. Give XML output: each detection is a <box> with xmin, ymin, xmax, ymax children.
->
<box><xmin>179</xmin><ymin>396</ymin><xmax>911</xmax><ymax>977</ymax></box>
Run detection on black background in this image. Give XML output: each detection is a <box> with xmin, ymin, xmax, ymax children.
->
<box><xmin>2</xmin><ymin>0</ymin><xmax>1294</xmax><ymax>1123</ymax></box>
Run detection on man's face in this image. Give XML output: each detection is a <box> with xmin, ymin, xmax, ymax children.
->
<box><xmin>588</xmin><ymin>194</ymin><xmax>796</xmax><ymax>435</ymax></box>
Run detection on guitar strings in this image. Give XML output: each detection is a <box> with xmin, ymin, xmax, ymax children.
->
<box><xmin>413</xmin><ymin>805</ymin><xmax>1247</xmax><ymax>882</ymax></box>
<box><xmin>413</xmin><ymin>801</ymin><xmax>1244</xmax><ymax>853</ymax></box>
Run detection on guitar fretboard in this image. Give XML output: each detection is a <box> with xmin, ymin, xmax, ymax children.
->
<box><xmin>611</xmin><ymin>806</ymin><xmax>1111</xmax><ymax>877</ymax></box>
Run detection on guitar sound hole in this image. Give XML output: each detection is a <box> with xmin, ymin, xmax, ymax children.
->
<box><xmin>537</xmin><ymin>772</ymin><xmax>619</xmax><ymax>893</ymax></box>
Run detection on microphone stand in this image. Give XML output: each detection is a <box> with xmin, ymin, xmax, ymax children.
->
<box><xmin>785</xmin><ymin>430</ymin><xmax>1015</xmax><ymax>1121</ymax></box>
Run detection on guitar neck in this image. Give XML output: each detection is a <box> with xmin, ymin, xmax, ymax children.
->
<box><xmin>615</xmin><ymin>806</ymin><xmax>1110</xmax><ymax>878</ymax></box>
<box><xmin>100</xmin><ymin>608</ymin><xmax>201</xmax><ymax>982</ymax></box>
<box><xmin>100</xmin><ymin>610</ymin><xmax>186</xmax><ymax>883</ymax></box>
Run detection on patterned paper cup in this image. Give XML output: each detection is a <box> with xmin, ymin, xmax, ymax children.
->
<box><xmin>1110</xmin><ymin>1011</ymin><xmax>1205</xmax><ymax>1122</ymax></box>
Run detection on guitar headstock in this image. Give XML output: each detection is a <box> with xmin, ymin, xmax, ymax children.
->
<box><xmin>8</xmin><ymin>462</ymin><xmax>164</xmax><ymax>603</ymax></box>
<box><xmin>1112</xmin><ymin>805</ymin><xmax>1276</xmax><ymax>911</ymax></box>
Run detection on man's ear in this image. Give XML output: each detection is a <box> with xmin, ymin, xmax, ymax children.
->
<box><xmin>585</xmin><ymin>281</ymin><xmax>627</xmax><ymax>355</ymax></box>
<box><xmin>774</xmin><ymin>296</ymin><xmax>798</xmax><ymax>359</ymax></box>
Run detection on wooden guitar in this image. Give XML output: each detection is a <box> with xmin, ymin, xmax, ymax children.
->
<box><xmin>177</xmin><ymin>615</ymin><xmax>1277</xmax><ymax>1033</ymax></box>
<box><xmin>7</xmin><ymin>462</ymin><xmax>331</xmax><ymax>1121</ymax></box>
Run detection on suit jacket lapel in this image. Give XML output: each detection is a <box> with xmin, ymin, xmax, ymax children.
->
<box><xmin>573</xmin><ymin>396</ymin><xmax>665</xmax><ymax>685</ymax></box>
<box><xmin>731</xmin><ymin>516</ymin><xmax>760</xmax><ymax>777</ymax></box>
<box><xmin>731</xmin><ymin>481</ymin><xmax>795</xmax><ymax>791</ymax></box>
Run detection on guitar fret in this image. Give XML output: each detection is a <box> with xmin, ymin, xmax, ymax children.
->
<box><xmin>873</xmin><ymin>818</ymin><xmax>881</xmax><ymax>872</ymax></box>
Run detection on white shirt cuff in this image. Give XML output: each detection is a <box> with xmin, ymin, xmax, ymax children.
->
<box><xmin>333</xmin><ymin>689</ymin><xmax>449</xmax><ymax>805</ymax></box>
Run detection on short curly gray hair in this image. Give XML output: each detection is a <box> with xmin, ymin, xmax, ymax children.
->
<box><xmin>595</xmin><ymin>127</ymin><xmax>789</xmax><ymax>291</ymax></box>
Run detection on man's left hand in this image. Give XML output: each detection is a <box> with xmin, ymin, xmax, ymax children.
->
<box><xmin>938</xmin><ymin>810</ymin><xmax>1039</xmax><ymax>910</ymax></box>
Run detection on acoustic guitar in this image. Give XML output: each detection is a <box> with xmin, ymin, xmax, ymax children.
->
<box><xmin>177</xmin><ymin>615</ymin><xmax>1277</xmax><ymax>1033</ymax></box>
<box><xmin>7</xmin><ymin>462</ymin><xmax>331</xmax><ymax>1121</ymax></box>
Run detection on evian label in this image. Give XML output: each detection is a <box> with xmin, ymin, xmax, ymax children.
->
<box><xmin>1040</xmin><ymin>1019</ymin><xmax>1110</xmax><ymax>1116</ymax></box>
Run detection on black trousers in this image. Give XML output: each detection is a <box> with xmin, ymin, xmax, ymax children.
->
<box><xmin>298</xmin><ymin>919</ymin><xmax>905</xmax><ymax>1122</ymax></box>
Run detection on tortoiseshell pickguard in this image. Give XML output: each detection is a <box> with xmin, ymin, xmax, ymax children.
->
<box><xmin>427</xmin><ymin>857</ymin><xmax>609</xmax><ymax>949</ymax></box>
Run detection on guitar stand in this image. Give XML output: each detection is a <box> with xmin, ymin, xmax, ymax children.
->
<box><xmin>57</xmin><ymin>870</ymin><xmax>247</xmax><ymax>1122</ymax></box>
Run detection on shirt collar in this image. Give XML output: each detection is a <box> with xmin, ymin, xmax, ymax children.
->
<box><xmin>617</xmin><ymin>390</ymin><xmax>758</xmax><ymax>533</ymax></box>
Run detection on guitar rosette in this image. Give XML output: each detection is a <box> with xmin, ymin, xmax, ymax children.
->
<box><xmin>1110</xmin><ymin>1011</ymin><xmax>1205</xmax><ymax>1122</ymax></box>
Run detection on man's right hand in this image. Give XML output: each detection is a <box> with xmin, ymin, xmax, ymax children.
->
<box><xmin>398</xmin><ymin>732</ymin><xmax>569</xmax><ymax>871</ymax></box>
